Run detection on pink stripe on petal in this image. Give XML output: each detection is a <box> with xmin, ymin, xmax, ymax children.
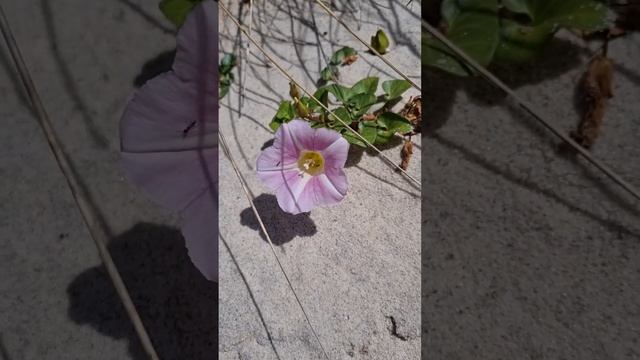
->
<box><xmin>279</xmin><ymin>119</ymin><xmax>315</xmax><ymax>152</ymax></box>
<box><xmin>256</xmin><ymin>137</ymin><xmax>298</xmax><ymax>172</ymax></box>
<box><xmin>312</xmin><ymin>173</ymin><xmax>347</xmax><ymax>206</ymax></box>
<box><xmin>321</xmin><ymin>136</ymin><xmax>349</xmax><ymax>169</ymax></box>
<box><xmin>275</xmin><ymin>173</ymin><xmax>314</xmax><ymax>214</ymax></box>
<box><xmin>310</xmin><ymin>127</ymin><xmax>345</xmax><ymax>151</ymax></box>
<box><xmin>324</xmin><ymin>167</ymin><xmax>348</xmax><ymax>197</ymax></box>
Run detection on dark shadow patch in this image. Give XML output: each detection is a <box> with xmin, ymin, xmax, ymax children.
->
<box><xmin>67</xmin><ymin>223</ymin><xmax>217</xmax><ymax>360</ymax></box>
<box><xmin>134</xmin><ymin>50</ymin><xmax>177</xmax><ymax>87</ymax></box>
<box><xmin>240</xmin><ymin>194</ymin><xmax>317</xmax><ymax>245</ymax></box>
<box><xmin>260</xmin><ymin>138</ymin><xmax>275</xmax><ymax>151</ymax></box>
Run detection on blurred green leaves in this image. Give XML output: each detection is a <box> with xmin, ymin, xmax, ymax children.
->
<box><xmin>219</xmin><ymin>53</ymin><xmax>236</xmax><ymax>99</ymax></box>
<box><xmin>423</xmin><ymin>0</ymin><xmax>613</xmax><ymax>76</ymax></box>
<box><xmin>159</xmin><ymin>0</ymin><xmax>204</xmax><ymax>27</ymax></box>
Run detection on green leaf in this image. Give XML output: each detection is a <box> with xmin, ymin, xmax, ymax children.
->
<box><xmin>342</xmin><ymin>130</ymin><xmax>367</xmax><ymax>147</ymax></box>
<box><xmin>310</xmin><ymin>88</ymin><xmax>329</xmax><ymax>111</ymax></box>
<box><xmin>424</xmin><ymin>0</ymin><xmax>612</xmax><ymax>72</ymax></box>
<box><xmin>159</xmin><ymin>0</ymin><xmax>203</xmax><ymax>27</ymax></box>
<box><xmin>329</xmin><ymin>46</ymin><xmax>358</xmax><ymax>65</ymax></box>
<box><xmin>220</xmin><ymin>53</ymin><xmax>237</xmax><ymax>74</ymax></box>
<box><xmin>377</xmin><ymin>112</ymin><xmax>413</xmax><ymax>134</ymax></box>
<box><xmin>375</xmin><ymin>129</ymin><xmax>395</xmax><ymax>144</ymax></box>
<box><xmin>323</xmin><ymin>84</ymin><xmax>353</xmax><ymax>103</ymax></box>
<box><xmin>423</xmin><ymin>0</ymin><xmax>500</xmax><ymax>76</ymax></box>
<box><xmin>382</xmin><ymin>79</ymin><xmax>411</xmax><ymax>99</ymax></box>
<box><xmin>348</xmin><ymin>93</ymin><xmax>378</xmax><ymax>116</ymax></box>
<box><xmin>219</xmin><ymin>54</ymin><xmax>237</xmax><ymax>99</ymax></box>
<box><xmin>495</xmin><ymin>1</ymin><xmax>612</xmax><ymax>63</ymax></box>
<box><xmin>328</xmin><ymin>107</ymin><xmax>352</xmax><ymax>126</ymax></box>
<box><xmin>524</xmin><ymin>0</ymin><xmax>612</xmax><ymax>30</ymax></box>
<box><xmin>371</xmin><ymin>29</ymin><xmax>390</xmax><ymax>54</ymax></box>
<box><xmin>501</xmin><ymin>0</ymin><xmax>530</xmax><ymax>15</ymax></box>
<box><xmin>350</xmin><ymin>77</ymin><xmax>379</xmax><ymax>96</ymax></box>
<box><xmin>220</xmin><ymin>82</ymin><xmax>230</xmax><ymax>99</ymax></box>
<box><xmin>493</xmin><ymin>19</ymin><xmax>554</xmax><ymax>63</ymax></box>
<box><xmin>269</xmin><ymin>101</ymin><xmax>295</xmax><ymax>131</ymax></box>
<box><xmin>320</xmin><ymin>65</ymin><xmax>338</xmax><ymax>81</ymax></box>
<box><xmin>358</xmin><ymin>121</ymin><xmax>379</xmax><ymax>144</ymax></box>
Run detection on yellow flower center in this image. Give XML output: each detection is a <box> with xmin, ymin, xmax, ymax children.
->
<box><xmin>297</xmin><ymin>150</ymin><xmax>324</xmax><ymax>176</ymax></box>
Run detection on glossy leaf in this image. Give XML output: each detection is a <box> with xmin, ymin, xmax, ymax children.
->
<box><xmin>358</xmin><ymin>121</ymin><xmax>379</xmax><ymax>144</ymax></box>
<box><xmin>269</xmin><ymin>101</ymin><xmax>295</xmax><ymax>131</ymax></box>
<box><xmin>350</xmin><ymin>76</ymin><xmax>379</xmax><ymax>96</ymax></box>
<box><xmin>371</xmin><ymin>29</ymin><xmax>390</xmax><ymax>54</ymax></box>
<box><xmin>377</xmin><ymin>112</ymin><xmax>413</xmax><ymax>134</ymax></box>
<box><xmin>423</xmin><ymin>0</ymin><xmax>500</xmax><ymax>76</ymax></box>
<box><xmin>382</xmin><ymin>79</ymin><xmax>411</xmax><ymax>99</ymax></box>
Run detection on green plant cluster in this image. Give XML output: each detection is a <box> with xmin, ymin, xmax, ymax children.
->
<box><xmin>219</xmin><ymin>53</ymin><xmax>237</xmax><ymax>99</ymax></box>
<box><xmin>423</xmin><ymin>0</ymin><xmax>613</xmax><ymax>76</ymax></box>
<box><xmin>270</xmin><ymin>77</ymin><xmax>413</xmax><ymax>147</ymax></box>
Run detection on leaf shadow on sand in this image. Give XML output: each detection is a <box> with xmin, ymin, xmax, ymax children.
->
<box><xmin>67</xmin><ymin>223</ymin><xmax>217</xmax><ymax>360</ymax></box>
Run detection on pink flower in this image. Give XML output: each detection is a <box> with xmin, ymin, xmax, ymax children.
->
<box><xmin>256</xmin><ymin>120</ymin><xmax>349</xmax><ymax>214</ymax></box>
<box><xmin>119</xmin><ymin>2</ymin><xmax>218</xmax><ymax>281</ymax></box>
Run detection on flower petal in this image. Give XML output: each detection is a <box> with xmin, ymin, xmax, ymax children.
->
<box><xmin>119</xmin><ymin>1</ymin><xmax>218</xmax><ymax>281</ymax></box>
<box><xmin>256</xmin><ymin>146</ymin><xmax>299</xmax><ymax>190</ymax></box>
<box><xmin>318</xmin><ymin>169</ymin><xmax>348</xmax><ymax>204</ymax></box>
<box><xmin>275</xmin><ymin>173</ymin><xmax>314</xmax><ymax>214</ymax></box>
<box><xmin>310</xmin><ymin>127</ymin><xmax>345</xmax><ymax>152</ymax></box>
<box><xmin>173</xmin><ymin>0</ymin><xmax>218</xmax><ymax>82</ymax></box>
<box><xmin>320</xmin><ymin>135</ymin><xmax>349</xmax><ymax>170</ymax></box>
<box><xmin>181</xmin><ymin>188</ymin><xmax>218</xmax><ymax>281</ymax></box>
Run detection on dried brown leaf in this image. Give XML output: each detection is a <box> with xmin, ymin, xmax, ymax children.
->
<box><xmin>570</xmin><ymin>55</ymin><xmax>614</xmax><ymax>149</ymax></box>
<box><xmin>342</xmin><ymin>54</ymin><xmax>358</xmax><ymax>65</ymax></box>
<box><xmin>399</xmin><ymin>96</ymin><xmax>422</xmax><ymax>134</ymax></box>
<box><xmin>362</xmin><ymin>113</ymin><xmax>377</xmax><ymax>121</ymax></box>
<box><xmin>399</xmin><ymin>139</ymin><xmax>413</xmax><ymax>171</ymax></box>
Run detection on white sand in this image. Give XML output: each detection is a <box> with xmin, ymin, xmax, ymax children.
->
<box><xmin>218</xmin><ymin>1</ymin><xmax>422</xmax><ymax>359</ymax></box>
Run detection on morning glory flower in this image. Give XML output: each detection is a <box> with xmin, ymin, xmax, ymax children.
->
<box><xmin>119</xmin><ymin>1</ymin><xmax>218</xmax><ymax>281</ymax></box>
<box><xmin>256</xmin><ymin>119</ymin><xmax>349</xmax><ymax>214</ymax></box>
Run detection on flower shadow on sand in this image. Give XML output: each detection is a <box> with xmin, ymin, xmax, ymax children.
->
<box><xmin>67</xmin><ymin>223</ymin><xmax>217</xmax><ymax>360</ymax></box>
<box><xmin>240</xmin><ymin>194</ymin><xmax>317</xmax><ymax>245</ymax></box>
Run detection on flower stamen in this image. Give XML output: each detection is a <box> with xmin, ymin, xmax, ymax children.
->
<box><xmin>297</xmin><ymin>150</ymin><xmax>324</xmax><ymax>176</ymax></box>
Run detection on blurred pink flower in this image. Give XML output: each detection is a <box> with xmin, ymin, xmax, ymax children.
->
<box><xmin>119</xmin><ymin>1</ymin><xmax>218</xmax><ymax>281</ymax></box>
<box><xmin>256</xmin><ymin>120</ymin><xmax>349</xmax><ymax>215</ymax></box>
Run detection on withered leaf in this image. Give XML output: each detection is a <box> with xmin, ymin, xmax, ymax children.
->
<box><xmin>362</xmin><ymin>113</ymin><xmax>377</xmax><ymax>121</ymax></box>
<box><xmin>399</xmin><ymin>96</ymin><xmax>422</xmax><ymax>134</ymax></box>
<box><xmin>570</xmin><ymin>55</ymin><xmax>614</xmax><ymax>149</ymax></box>
<box><xmin>399</xmin><ymin>139</ymin><xmax>413</xmax><ymax>171</ymax></box>
<box><xmin>342</xmin><ymin>54</ymin><xmax>358</xmax><ymax>65</ymax></box>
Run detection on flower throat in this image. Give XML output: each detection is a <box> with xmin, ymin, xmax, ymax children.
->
<box><xmin>297</xmin><ymin>150</ymin><xmax>324</xmax><ymax>176</ymax></box>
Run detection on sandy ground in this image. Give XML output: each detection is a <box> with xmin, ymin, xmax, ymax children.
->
<box><xmin>1</xmin><ymin>1</ymin><xmax>216</xmax><ymax>359</ymax></box>
<box><xmin>218</xmin><ymin>1</ymin><xmax>421</xmax><ymax>359</ymax></box>
<box><xmin>423</xmin><ymin>32</ymin><xmax>640</xmax><ymax>358</ymax></box>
